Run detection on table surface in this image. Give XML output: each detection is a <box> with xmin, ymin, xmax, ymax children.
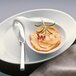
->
<box><xmin>0</xmin><ymin>0</ymin><xmax>76</xmax><ymax>76</ymax></box>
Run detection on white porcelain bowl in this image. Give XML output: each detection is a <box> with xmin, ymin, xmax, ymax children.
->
<box><xmin>25</xmin><ymin>17</ymin><xmax>66</xmax><ymax>54</ymax></box>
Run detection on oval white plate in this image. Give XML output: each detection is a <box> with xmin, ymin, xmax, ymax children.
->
<box><xmin>0</xmin><ymin>9</ymin><xmax>76</xmax><ymax>64</ymax></box>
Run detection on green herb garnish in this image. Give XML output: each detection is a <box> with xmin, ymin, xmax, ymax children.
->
<box><xmin>46</xmin><ymin>29</ymin><xmax>52</xmax><ymax>34</ymax></box>
<box><xmin>35</xmin><ymin>24</ymin><xmax>41</xmax><ymax>27</ymax></box>
<box><xmin>35</xmin><ymin>23</ymin><xmax>55</xmax><ymax>27</ymax></box>
<box><xmin>48</xmin><ymin>23</ymin><xmax>55</xmax><ymax>26</ymax></box>
<box><xmin>35</xmin><ymin>18</ymin><xmax>55</xmax><ymax>34</ymax></box>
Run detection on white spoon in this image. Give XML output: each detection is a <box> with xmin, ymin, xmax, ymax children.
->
<box><xmin>13</xmin><ymin>20</ymin><xmax>25</xmax><ymax>70</ymax></box>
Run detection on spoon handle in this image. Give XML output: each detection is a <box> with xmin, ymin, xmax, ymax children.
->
<box><xmin>20</xmin><ymin>42</ymin><xmax>25</xmax><ymax>70</ymax></box>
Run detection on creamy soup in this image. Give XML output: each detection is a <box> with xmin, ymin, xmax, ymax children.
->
<box><xmin>30</xmin><ymin>23</ymin><xmax>61</xmax><ymax>52</ymax></box>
